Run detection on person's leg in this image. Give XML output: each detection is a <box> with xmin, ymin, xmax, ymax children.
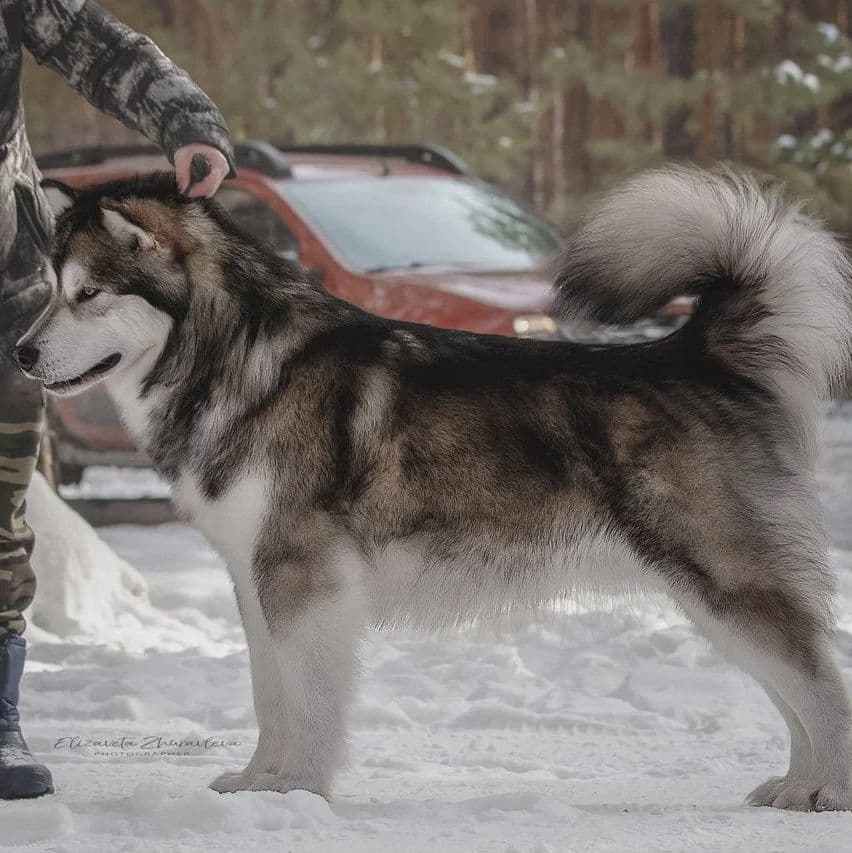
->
<box><xmin>0</xmin><ymin>336</ymin><xmax>53</xmax><ymax>798</ymax></box>
<box><xmin>0</xmin><ymin>161</ymin><xmax>59</xmax><ymax>798</ymax></box>
<box><xmin>0</xmin><ymin>368</ymin><xmax>42</xmax><ymax>631</ymax></box>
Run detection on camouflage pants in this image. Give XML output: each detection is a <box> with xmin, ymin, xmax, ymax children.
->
<box><xmin>0</xmin><ymin>265</ymin><xmax>48</xmax><ymax>638</ymax></box>
<box><xmin>0</xmin><ymin>351</ymin><xmax>42</xmax><ymax>638</ymax></box>
<box><xmin>1</xmin><ymin>143</ymin><xmax>54</xmax><ymax>638</ymax></box>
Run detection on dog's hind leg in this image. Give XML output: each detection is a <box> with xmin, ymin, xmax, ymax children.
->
<box><xmin>614</xmin><ymin>432</ymin><xmax>849</xmax><ymax>809</ymax></box>
<box><xmin>672</xmin><ymin>572</ymin><xmax>851</xmax><ymax>811</ymax></box>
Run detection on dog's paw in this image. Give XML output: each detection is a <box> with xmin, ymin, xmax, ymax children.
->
<box><xmin>808</xmin><ymin>783</ymin><xmax>851</xmax><ymax>812</ymax></box>
<box><xmin>209</xmin><ymin>770</ymin><xmax>276</xmax><ymax>794</ymax></box>
<box><xmin>746</xmin><ymin>776</ymin><xmax>786</xmax><ymax>807</ymax></box>
<box><xmin>768</xmin><ymin>779</ymin><xmax>851</xmax><ymax>812</ymax></box>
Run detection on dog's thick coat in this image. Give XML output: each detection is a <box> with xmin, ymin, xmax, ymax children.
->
<box><xmin>17</xmin><ymin>168</ymin><xmax>852</xmax><ymax>809</ymax></box>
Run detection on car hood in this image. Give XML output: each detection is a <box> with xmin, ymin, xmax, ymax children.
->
<box><xmin>375</xmin><ymin>267</ymin><xmax>554</xmax><ymax>313</ymax></box>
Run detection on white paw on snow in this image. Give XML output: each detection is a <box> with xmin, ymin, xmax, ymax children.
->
<box><xmin>747</xmin><ymin>774</ymin><xmax>852</xmax><ymax>812</ymax></box>
<box><xmin>746</xmin><ymin>775</ymin><xmax>787</xmax><ymax>807</ymax></box>
<box><xmin>211</xmin><ymin>769</ymin><xmax>330</xmax><ymax>802</ymax></box>
<box><xmin>209</xmin><ymin>769</ymin><xmax>273</xmax><ymax>793</ymax></box>
<box><xmin>768</xmin><ymin>779</ymin><xmax>851</xmax><ymax>812</ymax></box>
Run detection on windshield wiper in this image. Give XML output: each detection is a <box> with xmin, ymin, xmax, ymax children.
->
<box><xmin>365</xmin><ymin>260</ymin><xmax>486</xmax><ymax>274</ymax></box>
<box><xmin>365</xmin><ymin>261</ymin><xmax>430</xmax><ymax>274</ymax></box>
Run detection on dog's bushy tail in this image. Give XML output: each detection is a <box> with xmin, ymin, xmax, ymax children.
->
<box><xmin>553</xmin><ymin>167</ymin><xmax>852</xmax><ymax>406</ymax></box>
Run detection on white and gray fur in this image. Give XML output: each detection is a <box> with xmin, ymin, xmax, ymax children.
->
<box><xmin>15</xmin><ymin>167</ymin><xmax>852</xmax><ymax>810</ymax></box>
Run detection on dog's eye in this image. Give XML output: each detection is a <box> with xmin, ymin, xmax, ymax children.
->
<box><xmin>78</xmin><ymin>286</ymin><xmax>99</xmax><ymax>302</ymax></box>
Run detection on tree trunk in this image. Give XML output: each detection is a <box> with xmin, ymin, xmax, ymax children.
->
<box><xmin>524</xmin><ymin>0</ymin><xmax>545</xmax><ymax>210</ymax></box>
<box><xmin>552</xmin><ymin>80</ymin><xmax>566</xmax><ymax>203</ymax></box>
<box><xmin>661</xmin><ymin>2</ymin><xmax>696</xmax><ymax>158</ymax></box>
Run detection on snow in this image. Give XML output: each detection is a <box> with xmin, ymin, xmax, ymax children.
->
<box><xmin>775</xmin><ymin>59</ymin><xmax>821</xmax><ymax>91</ymax></box>
<box><xmin>3</xmin><ymin>408</ymin><xmax>852</xmax><ymax>851</ymax></box>
<box><xmin>818</xmin><ymin>22</ymin><xmax>841</xmax><ymax>44</ymax></box>
<box><xmin>24</xmin><ymin>473</ymin><xmax>211</xmax><ymax>654</ymax></box>
<box><xmin>465</xmin><ymin>71</ymin><xmax>499</xmax><ymax>92</ymax></box>
<box><xmin>810</xmin><ymin>127</ymin><xmax>834</xmax><ymax>148</ymax></box>
<box><xmin>59</xmin><ymin>466</ymin><xmax>170</xmax><ymax>501</ymax></box>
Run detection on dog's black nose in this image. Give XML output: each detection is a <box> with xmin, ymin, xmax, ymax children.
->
<box><xmin>13</xmin><ymin>343</ymin><xmax>39</xmax><ymax>371</ymax></box>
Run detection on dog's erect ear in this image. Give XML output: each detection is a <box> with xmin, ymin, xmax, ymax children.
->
<box><xmin>100</xmin><ymin>201</ymin><xmax>157</xmax><ymax>253</ymax></box>
<box><xmin>40</xmin><ymin>178</ymin><xmax>79</xmax><ymax>216</ymax></box>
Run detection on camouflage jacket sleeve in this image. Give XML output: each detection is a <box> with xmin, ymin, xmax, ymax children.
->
<box><xmin>20</xmin><ymin>0</ymin><xmax>235</xmax><ymax>173</ymax></box>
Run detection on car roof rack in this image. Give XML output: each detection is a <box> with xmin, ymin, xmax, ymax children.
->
<box><xmin>232</xmin><ymin>140</ymin><xmax>293</xmax><ymax>178</ymax></box>
<box><xmin>275</xmin><ymin>143</ymin><xmax>471</xmax><ymax>176</ymax></box>
<box><xmin>37</xmin><ymin>140</ymin><xmax>470</xmax><ymax>178</ymax></box>
<box><xmin>36</xmin><ymin>139</ymin><xmax>293</xmax><ymax>178</ymax></box>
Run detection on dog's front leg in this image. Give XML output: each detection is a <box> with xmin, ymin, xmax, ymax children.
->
<box><xmin>210</xmin><ymin>573</ymin><xmax>290</xmax><ymax>794</ymax></box>
<box><xmin>263</xmin><ymin>584</ymin><xmax>365</xmax><ymax>797</ymax></box>
<box><xmin>210</xmin><ymin>562</ymin><xmax>365</xmax><ymax>796</ymax></box>
<box><xmin>216</xmin><ymin>545</ymin><xmax>366</xmax><ymax>799</ymax></box>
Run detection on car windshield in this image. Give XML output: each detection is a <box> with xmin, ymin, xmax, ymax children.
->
<box><xmin>280</xmin><ymin>177</ymin><xmax>560</xmax><ymax>273</ymax></box>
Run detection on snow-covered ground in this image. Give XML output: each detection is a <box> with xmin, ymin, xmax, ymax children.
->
<box><xmin>58</xmin><ymin>466</ymin><xmax>170</xmax><ymax>502</ymax></box>
<box><xmin>3</xmin><ymin>408</ymin><xmax>852</xmax><ymax>852</ymax></box>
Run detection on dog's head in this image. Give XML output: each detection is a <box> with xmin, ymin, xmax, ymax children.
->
<box><xmin>14</xmin><ymin>174</ymin><xmax>200</xmax><ymax>396</ymax></box>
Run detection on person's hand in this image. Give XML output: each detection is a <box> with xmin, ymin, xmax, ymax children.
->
<box><xmin>173</xmin><ymin>144</ymin><xmax>230</xmax><ymax>198</ymax></box>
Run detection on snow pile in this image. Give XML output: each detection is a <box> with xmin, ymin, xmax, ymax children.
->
<box><xmin>25</xmin><ymin>472</ymin><xmax>214</xmax><ymax>653</ymax></box>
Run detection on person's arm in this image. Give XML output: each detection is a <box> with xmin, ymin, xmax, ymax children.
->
<box><xmin>20</xmin><ymin>0</ymin><xmax>235</xmax><ymax>195</ymax></box>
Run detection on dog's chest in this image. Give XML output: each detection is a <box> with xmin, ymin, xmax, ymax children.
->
<box><xmin>172</xmin><ymin>469</ymin><xmax>269</xmax><ymax>569</ymax></box>
<box><xmin>105</xmin><ymin>350</ymin><xmax>169</xmax><ymax>448</ymax></box>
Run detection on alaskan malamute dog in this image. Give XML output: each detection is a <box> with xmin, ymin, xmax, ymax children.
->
<box><xmin>15</xmin><ymin>168</ymin><xmax>852</xmax><ymax>810</ymax></box>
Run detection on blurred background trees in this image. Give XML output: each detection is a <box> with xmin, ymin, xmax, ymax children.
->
<box><xmin>23</xmin><ymin>0</ymin><xmax>852</xmax><ymax>232</ymax></box>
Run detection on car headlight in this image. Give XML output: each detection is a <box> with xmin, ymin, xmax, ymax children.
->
<box><xmin>513</xmin><ymin>314</ymin><xmax>558</xmax><ymax>338</ymax></box>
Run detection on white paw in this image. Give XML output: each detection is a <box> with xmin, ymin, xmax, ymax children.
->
<box><xmin>746</xmin><ymin>776</ymin><xmax>787</xmax><ymax>807</ymax></box>
<box><xmin>768</xmin><ymin>779</ymin><xmax>850</xmax><ymax>812</ymax></box>
<box><xmin>209</xmin><ymin>770</ymin><xmax>276</xmax><ymax>794</ymax></box>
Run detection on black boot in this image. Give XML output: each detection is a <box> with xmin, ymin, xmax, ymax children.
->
<box><xmin>0</xmin><ymin>634</ymin><xmax>53</xmax><ymax>798</ymax></box>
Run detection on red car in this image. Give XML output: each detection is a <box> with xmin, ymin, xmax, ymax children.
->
<box><xmin>37</xmin><ymin>141</ymin><xmax>566</xmax><ymax>482</ymax></box>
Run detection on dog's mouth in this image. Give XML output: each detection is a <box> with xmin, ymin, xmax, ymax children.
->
<box><xmin>44</xmin><ymin>353</ymin><xmax>122</xmax><ymax>394</ymax></box>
